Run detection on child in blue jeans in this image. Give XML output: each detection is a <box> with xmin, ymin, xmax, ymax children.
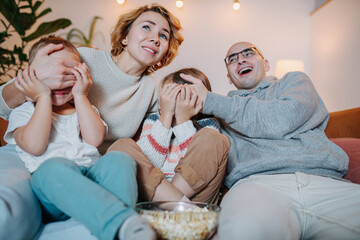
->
<box><xmin>4</xmin><ymin>35</ymin><xmax>155</xmax><ymax>240</ymax></box>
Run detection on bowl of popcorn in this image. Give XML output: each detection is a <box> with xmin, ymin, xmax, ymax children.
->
<box><xmin>136</xmin><ymin>201</ymin><xmax>220</xmax><ymax>240</ymax></box>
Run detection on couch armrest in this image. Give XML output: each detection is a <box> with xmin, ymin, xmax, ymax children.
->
<box><xmin>325</xmin><ymin>107</ymin><xmax>360</xmax><ymax>138</ymax></box>
<box><xmin>0</xmin><ymin>118</ymin><xmax>8</xmax><ymax>147</ymax></box>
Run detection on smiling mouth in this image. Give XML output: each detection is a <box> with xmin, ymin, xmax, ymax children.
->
<box><xmin>239</xmin><ymin>67</ymin><xmax>253</xmax><ymax>76</ymax></box>
<box><xmin>143</xmin><ymin>47</ymin><xmax>156</xmax><ymax>55</ymax></box>
<box><xmin>52</xmin><ymin>87</ymin><xmax>72</xmax><ymax>96</ymax></box>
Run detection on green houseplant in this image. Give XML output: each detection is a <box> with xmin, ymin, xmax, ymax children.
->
<box><xmin>0</xmin><ymin>0</ymin><xmax>72</xmax><ymax>84</ymax></box>
<box><xmin>66</xmin><ymin>16</ymin><xmax>103</xmax><ymax>48</ymax></box>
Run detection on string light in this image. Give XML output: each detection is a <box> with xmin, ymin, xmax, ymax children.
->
<box><xmin>233</xmin><ymin>0</ymin><xmax>240</xmax><ymax>11</ymax></box>
<box><xmin>176</xmin><ymin>0</ymin><xmax>184</xmax><ymax>9</ymax></box>
<box><xmin>117</xmin><ymin>0</ymin><xmax>125</xmax><ymax>5</ymax></box>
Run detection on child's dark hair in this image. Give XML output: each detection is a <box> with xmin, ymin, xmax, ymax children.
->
<box><xmin>29</xmin><ymin>35</ymin><xmax>79</xmax><ymax>65</ymax></box>
<box><xmin>162</xmin><ymin>68</ymin><xmax>214</xmax><ymax>129</ymax></box>
<box><xmin>162</xmin><ymin>68</ymin><xmax>212</xmax><ymax>92</ymax></box>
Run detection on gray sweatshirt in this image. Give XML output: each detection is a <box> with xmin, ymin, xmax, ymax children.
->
<box><xmin>203</xmin><ymin>72</ymin><xmax>348</xmax><ymax>188</ymax></box>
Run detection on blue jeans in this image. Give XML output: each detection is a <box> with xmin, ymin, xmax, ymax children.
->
<box><xmin>31</xmin><ymin>151</ymin><xmax>138</xmax><ymax>240</ymax></box>
<box><xmin>0</xmin><ymin>144</ymin><xmax>42</xmax><ymax>240</ymax></box>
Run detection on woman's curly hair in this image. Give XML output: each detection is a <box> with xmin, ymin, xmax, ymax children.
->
<box><xmin>110</xmin><ymin>4</ymin><xmax>183</xmax><ymax>75</ymax></box>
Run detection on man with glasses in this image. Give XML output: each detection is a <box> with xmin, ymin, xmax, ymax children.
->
<box><xmin>183</xmin><ymin>41</ymin><xmax>360</xmax><ymax>239</ymax></box>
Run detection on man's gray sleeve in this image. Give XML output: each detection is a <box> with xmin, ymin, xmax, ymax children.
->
<box><xmin>202</xmin><ymin>72</ymin><xmax>328</xmax><ymax>139</ymax></box>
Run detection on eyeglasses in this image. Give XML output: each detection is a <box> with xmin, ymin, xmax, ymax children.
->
<box><xmin>224</xmin><ymin>47</ymin><xmax>263</xmax><ymax>65</ymax></box>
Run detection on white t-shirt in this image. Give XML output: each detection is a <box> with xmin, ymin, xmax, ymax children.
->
<box><xmin>4</xmin><ymin>102</ymin><xmax>107</xmax><ymax>173</ymax></box>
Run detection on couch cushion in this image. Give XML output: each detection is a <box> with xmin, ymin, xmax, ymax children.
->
<box><xmin>38</xmin><ymin>218</ymin><xmax>97</xmax><ymax>240</ymax></box>
<box><xmin>330</xmin><ymin>138</ymin><xmax>360</xmax><ymax>184</ymax></box>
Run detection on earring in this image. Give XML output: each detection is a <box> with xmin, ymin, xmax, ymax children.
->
<box><xmin>157</xmin><ymin>62</ymin><xmax>162</xmax><ymax>67</ymax></box>
<box><xmin>122</xmin><ymin>39</ymin><xmax>128</xmax><ymax>46</ymax></box>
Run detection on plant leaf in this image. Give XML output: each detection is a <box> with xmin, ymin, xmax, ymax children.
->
<box><xmin>36</xmin><ymin>8</ymin><xmax>51</xmax><ymax>19</ymax></box>
<box><xmin>1</xmin><ymin>19</ymin><xmax>7</xmax><ymax>28</ymax></box>
<box><xmin>67</xmin><ymin>28</ymin><xmax>87</xmax><ymax>43</ymax></box>
<box><xmin>88</xmin><ymin>16</ymin><xmax>102</xmax><ymax>43</ymax></box>
<box><xmin>1</xmin><ymin>0</ymin><xmax>18</xmax><ymax>21</ymax></box>
<box><xmin>0</xmin><ymin>47</ymin><xmax>11</xmax><ymax>55</ymax></box>
<box><xmin>21</xmin><ymin>12</ymin><xmax>37</xmax><ymax>31</ymax></box>
<box><xmin>0</xmin><ymin>31</ymin><xmax>10</xmax><ymax>44</ymax></box>
<box><xmin>0</xmin><ymin>0</ymin><xmax>25</xmax><ymax>35</ymax></box>
<box><xmin>18</xmin><ymin>52</ymin><xmax>27</xmax><ymax>61</ymax></box>
<box><xmin>33</xmin><ymin>1</ymin><xmax>43</xmax><ymax>12</ymax></box>
<box><xmin>24</xmin><ymin>19</ymin><xmax>72</xmax><ymax>42</ymax></box>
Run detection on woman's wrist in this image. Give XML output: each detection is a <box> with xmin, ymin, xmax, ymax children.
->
<box><xmin>3</xmin><ymin>81</ymin><xmax>26</xmax><ymax>108</ymax></box>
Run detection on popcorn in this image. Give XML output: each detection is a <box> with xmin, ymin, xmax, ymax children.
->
<box><xmin>139</xmin><ymin>206</ymin><xmax>219</xmax><ymax>240</ymax></box>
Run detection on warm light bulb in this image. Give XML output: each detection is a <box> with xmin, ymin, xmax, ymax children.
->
<box><xmin>176</xmin><ymin>0</ymin><xmax>184</xmax><ymax>8</ymax></box>
<box><xmin>233</xmin><ymin>0</ymin><xmax>240</xmax><ymax>11</ymax></box>
<box><xmin>117</xmin><ymin>0</ymin><xmax>125</xmax><ymax>5</ymax></box>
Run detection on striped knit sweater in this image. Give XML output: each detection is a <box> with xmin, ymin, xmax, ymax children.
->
<box><xmin>137</xmin><ymin>113</ymin><xmax>220</xmax><ymax>181</ymax></box>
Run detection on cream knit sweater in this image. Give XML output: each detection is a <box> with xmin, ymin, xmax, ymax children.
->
<box><xmin>78</xmin><ymin>47</ymin><xmax>158</xmax><ymax>153</ymax></box>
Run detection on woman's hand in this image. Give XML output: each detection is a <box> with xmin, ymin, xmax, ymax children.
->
<box><xmin>158</xmin><ymin>83</ymin><xmax>181</xmax><ymax>128</ymax></box>
<box><xmin>30</xmin><ymin>43</ymin><xmax>77</xmax><ymax>90</ymax></box>
<box><xmin>14</xmin><ymin>67</ymin><xmax>51</xmax><ymax>102</ymax></box>
<box><xmin>175</xmin><ymin>85</ymin><xmax>202</xmax><ymax>124</ymax></box>
<box><xmin>71</xmin><ymin>63</ymin><xmax>93</xmax><ymax>98</ymax></box>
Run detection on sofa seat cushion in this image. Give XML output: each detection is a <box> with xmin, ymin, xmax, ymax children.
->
<box><xmin>38</xmin><ymin>218</ymin><xmax>97</xmax><ymax>240</ymax></box>
<box><xmin>330</xmin><ymin>138</ymin><xmax>360</xmax><ymax>184</ymax></box>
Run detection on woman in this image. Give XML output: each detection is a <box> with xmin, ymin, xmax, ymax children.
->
<box><xmin>0</xmin><ymin>4</ymin><xmax>183</xmax><ymax>240</ymax></box>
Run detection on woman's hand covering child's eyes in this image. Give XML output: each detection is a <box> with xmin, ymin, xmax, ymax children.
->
<box><xmin>30</xmin><ymin>43</ymin><xmax>77</xmax><ymax>90</ymax></box>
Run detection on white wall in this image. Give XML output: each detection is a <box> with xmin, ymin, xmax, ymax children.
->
<box><xmin>7</xmin><ymin>1</ymin><xmax>360</xmax><ymax>112</ymax></box>
<box><xmin>310</xmin><ymin>0</ymin><xmax>360</xmax><ymax>112</ymax></box>
<box><xmin>38</xmin><ymin>0</ymin><xmax>312</xmax><ymax>97</ymax></box>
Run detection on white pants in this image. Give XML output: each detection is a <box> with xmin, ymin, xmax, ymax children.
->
<box><xmin>219</xmin><ymin>172</ymin><xmax>360</xmax><ymax>240</ymax></box>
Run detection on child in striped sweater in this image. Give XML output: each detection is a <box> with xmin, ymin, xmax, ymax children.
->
<box><xmin>137</xmin><ymin>68</ymin><xmax>220</xmax><ymax>182</ymax></box>
<box><xmin>109</xmin><ymin>68</ymin><xmax>229</xmax><ymax>204</ymax></box>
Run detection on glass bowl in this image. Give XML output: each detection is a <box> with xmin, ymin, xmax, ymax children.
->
<box><xmin>136</xmin><ymin>201</ymin><xmax>220</xmax><ymax>240</ymax></box>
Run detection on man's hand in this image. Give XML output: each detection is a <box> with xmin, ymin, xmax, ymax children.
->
<box><xmin>30</xmin><ymin>43</ymin><xmax>76</xmax><ymax>90</ymax></box>
<box><xmin>175</xmin><ymin>85</ymin><xmax>202</xmax><ymax>125</ymax></box>
<box><xmin>15</xmin><ymin>67</ymin><xmax>51</xmax><ymax>102</ymax></box>
<box><xmin>179</xmin><ymin>73</ymin><xmax>208</xmax><ymax>105</ymax></box>
<box><xmin>71</xmin><ymin>63</ymin><xmax>92</xmax><ymax>98</ymax></box>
